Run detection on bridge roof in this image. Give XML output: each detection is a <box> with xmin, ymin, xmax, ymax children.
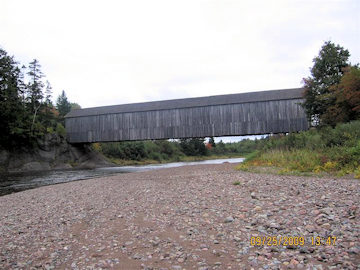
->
<box><xmin>65</xmin><ymin>88</ymin><xmax>303</xmax><ymax>118</ymax></box>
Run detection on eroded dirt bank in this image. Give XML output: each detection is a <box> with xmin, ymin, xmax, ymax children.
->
<box><xmin>0</xmin><ymin>164</ymin><xmax>359</xmax><ymax>269</ymax></box>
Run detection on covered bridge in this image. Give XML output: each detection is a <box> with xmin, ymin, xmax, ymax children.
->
<box><xmin>65</xmin><ymin>88</ymin><xmax>309</xmax><ymax>143</ymax></box>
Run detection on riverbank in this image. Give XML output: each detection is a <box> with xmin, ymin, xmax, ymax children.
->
<box><xmin>0</xmin><ymin>133</ymin><xmax>114</xmax><ymax>173</ymax></box>
<box><xmin>0</xmin><ymin>164</ymin><xmax>359</xmax><ymax>269</ymax></box>
<box><xmin>0</xmin><ymin>158</ymin><xmax>244</xmax><ymax>196</ymax></box>
<box><xmin>109</xmin><ymin>154</ymin><xmax>245</xmax><ymax>166</ymax></box>
<box><xmin>236</xmin><ymin>121</ymin><xmax>360</xmax><ymax>179</ymax></box>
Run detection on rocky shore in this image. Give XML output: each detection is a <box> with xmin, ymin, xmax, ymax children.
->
<box><xmin>0</xmin><ymin>133</ymin><xmax>113</xmax><ymax>173</ymax></box>
<box><xmin>0</xmin><ymin>163</ymin><xmax>359</xmax><ymax>269</ymax></box>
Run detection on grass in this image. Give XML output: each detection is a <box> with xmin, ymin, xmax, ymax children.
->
<box><xmin>236</xmin><ymin>121</ymin><xmax>360</xmax><ymax>179</ymax></box>
<box><xmin>236</xmin><ymin>149</ymin><xmax>360</xmax><ymax>178</ymax></box>
<box><xmin>110</xmin><ymin>158</ymin><xmax>161</xmax><ymax>166</ymax></box>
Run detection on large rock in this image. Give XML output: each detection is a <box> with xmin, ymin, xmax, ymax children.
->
<box><xmin>37</xmin><ymin>133</ymin><xmax>61</xmax><ymax>151</ymax></box>
<box><xmin>52</xmin><ymin>163</ymin><xmax>72</xmax><ymax>170</ymax></box>
<box><xmin>38</xmin><ymin>149</ymin><xmax>56</xmax><ymax>163</ymax></box>
<box><xmin>1</xmin><ymin>133</ymin><xmax>113</xmax><ymax>172</ymax></box>
<box><xmin>68</xmin><ymin>144</ymin><xmax>113</xmax><ymax>168</ymax></box>
<box><xmin>21</xmin><ymin>162</ymin><xmax>51</xmax><ymax>171</ymax></box>
<box><xmin>0</xmin><ymin>149</ymin><xmax>8</xmax><ymax>165</ymax></box>
<box><xmin>8</xmin><ymin>149</ymin><xmax>37</xmax><ymax>170</ymax></box>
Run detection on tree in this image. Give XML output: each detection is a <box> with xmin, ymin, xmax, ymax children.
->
<box><xmin>0</xmin><ymin>48</ymin><xmax>30</xmax><ymax>147</ymax></box>
<box><xmin>70</xmin><ymin>102</ymin><xmax>81</xmax><ymax>110</ymax></box>
<box><xmin>27</xmin><ymin>59</ymin><xmax>45</xmax><ymax>134</ymax></box>
<box><xmin>321</xmin><ymin>66</ymin><xmax>360</xmax><ymax>125</ymax></box>
<box><xmin>342</xmin><ymin>66</ymin><xmax>360</xmax><ymax>115</ymax></box>
<box><xmin>56</xmin><ymin>90</ymin><xmax>71</xmax><ymax>125</ymax></box>
<box><xmin>56</xmin><ymin>90</ymin><xmax>71</xmax><ymax>116</ymax></box>
<box><xmin>180</xmin><ymin>138</ymin><xmax>208</xmax><ymax>156</ymax></box>
<box><xmin>18</xmin><ymin>65</ymin><xmax>27</xmax><ymax>104</ymax></box>
<box><xmin>213</xmin><ymin>140</ymin><xmax>226</xmax><ymax>154</ymax></box>
<box><xmin>209</xmin><ymin>137</ymin><xmax>216</xmax><ymax>148</ymax></box>
<box><xmin>302</xmin><ymin>41</ymin><xmax>350</xmax><ymax>125</ymax></box>
<box><xmin>42</xmin><ymin>80</ymin><xmax>55</xmax><ymax>130</ymax></box>
<box><xmin>0</xmin><ymin>47</ymin><xmax>82</xmax><ymax>147</ymax></box>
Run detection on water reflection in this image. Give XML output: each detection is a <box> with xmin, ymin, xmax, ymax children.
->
<box><xmin>0</xmin><ymin>158</ymin><xmax>244</xmax><ymax>196</ymax></box>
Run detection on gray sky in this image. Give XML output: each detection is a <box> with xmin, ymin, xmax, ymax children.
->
<box><xmin>1</xmin><ymin>0</ymin><xmax>359</xmax><ymax>111</ymax></box>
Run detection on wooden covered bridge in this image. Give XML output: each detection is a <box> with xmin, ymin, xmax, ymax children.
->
<box><xmin>65</xmin><ymin>88</ymin><xmax>309</xmax><ymax>143</ymax></box>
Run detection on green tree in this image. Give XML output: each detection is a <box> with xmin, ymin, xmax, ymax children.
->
<box><xmin>180</xmin><ymin>138</ymin><xmax>208</xmax><ymax>156</ymax></box>
<box><xmin>99</xmin><ymin>141</ymin><xmax>147</xmax><ymax>161</ymax></box>
<box><xmin>0</xmin><ymin>48</ymin><xmax>80</xmax><ymax>147</ymax></box>
<box><xmin>322</xmin><ymin>66</ymin><xmax>360</xmax><ymax>125</ymax></box>
<box><xmin>18</xmin><ymin>65</ymin><xmax>27</xmax><ymax>104</ymax></box>
<box><xmin>42</xmin><ymin>80</ymin><xmax>55</xmax><ymax>130</ymax></box>
<box><xmin>302</xmin><ymin>41</ymin><xmax>350</xmax><ymax>125</ymax></box>
<box><xmin>56</xmin><ymin>90</ymin><xmax>71</xmax><ymax>125</ymax></box>
<box><xmin>56</xmin><ymin>90</ymin><xmax>71</xmax><ymax>116</ymax></box>
<box><xmin>0</xmin><ymin>48</ymin><xmax>30</xmax><ymax>147</ymax></box>
<box><xmin>27</xmin><ymin>59</ymin><xmax>45</xmax><ymax>134</ymax></box>
<box><xmin>213</xmin><ymin>140</ymin><xmax>226</xmax><ymax>154</ymax></box>
<box><xmin>153</xmin><ymin>140</ymin><xmax>181</xmax><ymax>159</ymax></box>
<box><xmin>70</xmin><ymin>102</ymin><xmax>81</xmax><ymax>110</ymax></box>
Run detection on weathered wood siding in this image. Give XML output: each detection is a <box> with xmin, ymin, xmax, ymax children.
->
<box><xmin>65</xmin><ymin>97</ymin><xmax>308</xmax><ymax>143</ymax></box>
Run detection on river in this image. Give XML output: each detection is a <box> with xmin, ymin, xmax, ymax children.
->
<box><xmin>0</xmin><ymin>158</ymin><xmax>244</xmax><ymax>196</ymax></box>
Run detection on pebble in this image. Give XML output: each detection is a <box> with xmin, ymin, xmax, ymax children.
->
<box><xmin>0</xmin><ymin>164</ymin><xmax>358</xmax><ymax>269</ymax></box>
<box><xmin>224</xmin><ymin>216</ymin><xmax>234</xmax><ymax>223</ymax></box>
<box><xmin>305</xmin><ymin>225</ymin><xmax>316</xmax><ymax>232</ymax></box>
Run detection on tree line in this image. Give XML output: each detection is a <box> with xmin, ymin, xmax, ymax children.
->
<box><xmin>0</xmin><ymin>47</ymin><xmax>78</xmax><ymax>148</ymax></box>
<box><xmin>94</xmin><ymin>137</ymin><xmax>263</xmax><ymax>163</ymax></box>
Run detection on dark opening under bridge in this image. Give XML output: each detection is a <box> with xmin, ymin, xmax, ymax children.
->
<box><xmin>65</xmin><ymin>88</ymin><xmax>309</xmax><ymax>143</ymax></box>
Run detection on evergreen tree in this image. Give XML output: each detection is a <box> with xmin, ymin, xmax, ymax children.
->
<box><xmin>56</xmin><ymin>90</ymin><xmax>71</xmax><ymax>125</ymax></box>
<box><xmin>27</xmin><ymin>59</ymin><xmax>45</xmax><ymax>133</ymax></box>
<box><xmin>0</xmin><ymin>48</ymin><xmax>30</xmax><ymax>147</ymax></box>
<box><xmin>43</xmin><ymin>80</ymin><xmax>54</xmax><ymax>129</ymax></box>
<box><xmin>302</xmin><ymin>41</ymin><xmax>350</xmax><ymax>125</ymax></box>
<box><xmin>0</xmin><ymin>47</ymin><xmax>81</xmax><ymax>147</ymax></box>
<box><xmin>18</xmin><ymin>65</ymin><xmax>27</xmax><ymax>104</ymax></box>
<box><xmin>57</xmin><ymin>90</ymin><xmax>71</xmax><ymax>116</ymax></box>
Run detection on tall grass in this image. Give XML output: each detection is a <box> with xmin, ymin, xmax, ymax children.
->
<box><xmin>237</xmin><ymin>121</ymin><xmax>360</xmax><ymax>178</ymax></box>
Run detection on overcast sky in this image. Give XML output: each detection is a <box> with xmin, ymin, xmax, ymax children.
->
<box><xmin>1</xmin><ymin>0</ymin><xmax>359</xmax><ymax>110</ymax></box>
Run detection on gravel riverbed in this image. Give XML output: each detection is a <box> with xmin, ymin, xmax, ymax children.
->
<box><xmin>0</xmin><ymin>163</ymin><xmax>359</xmax><ymax>270</ymax></box>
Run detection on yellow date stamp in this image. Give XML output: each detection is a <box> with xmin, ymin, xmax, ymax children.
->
<box><xmin>250</xmin><ymin>236</ymin><xmax>337</xmax><ymax>246</ymax></box>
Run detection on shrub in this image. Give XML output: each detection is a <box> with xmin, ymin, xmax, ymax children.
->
<box><xmin>56</xmin><ymin>123</ymin><xmax>66</xmax><ymax>138</ymax></box>
<box><xmin>180</xmin><ymin>138</ymin><xmax>209</xmax><ymax>156</ymax></box>
<box><xmin>238</xmin><ymin>121</ymin><xmax>360</xmax><ymax>176</ymax></box>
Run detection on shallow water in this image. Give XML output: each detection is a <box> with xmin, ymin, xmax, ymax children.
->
<box><xmin>0</xmin><ymin>158</ymin><xmax>244</xmax><ymax>196</ymax></box>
